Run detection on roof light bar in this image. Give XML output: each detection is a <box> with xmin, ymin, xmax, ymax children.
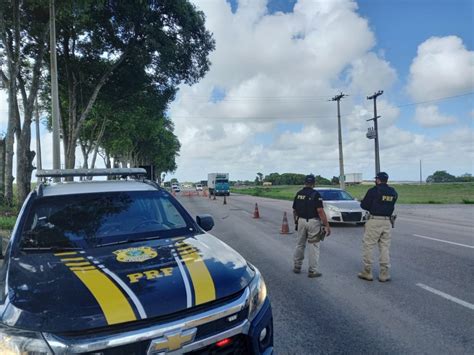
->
<box><xmin>36</xmin><ymin>168</ymin><xmax>147</xmax><ymax>178</ymax></box>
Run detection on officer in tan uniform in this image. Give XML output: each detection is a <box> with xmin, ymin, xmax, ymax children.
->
<box><xmin>293</xmin><ymin>174</ymin><xmax>331</xmax><ymax>278</ymax></box>
<box><xmin>358</xmin><ymin>172</ymin><xmax>398</xmax><ymax>282</ymax></box>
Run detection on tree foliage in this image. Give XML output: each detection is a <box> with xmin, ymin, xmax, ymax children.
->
<box><xmin>426</xmin><ymin>171</ymin><xmax>474</xmax><ymax>183</ymax></box>
<box><xmin>49</xmin><ymin>0</ymin><xmax>214</xmax><ymax>169</ymax></box>
<box><xmin>263</xmin><ymin>173</ymin><xmax>331</xmax><ymax>186</ymax></box>
<box><xmin>0</xmin><ymin>0</ymin><xmax>49</xmax><ymax>204</ymax></box>
<box><xmin>426</xmin><ymin>170</ymin><xmax>456</xmax><ymax>183</ymax></box>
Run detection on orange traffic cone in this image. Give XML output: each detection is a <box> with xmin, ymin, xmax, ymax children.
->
<box><xmin>223</xmin><ymin>195</ymin><xmax>227</xmax><ymax>205</ymax></box>
<box><xmin>280</xmin><ymin>212</ymin><xmax>290</xmax><ymax>234</ymax></box>
<box><xmin>253</xmin><ymin>203</ymin><xmax>260</xmax><ymax>219</ymax></box>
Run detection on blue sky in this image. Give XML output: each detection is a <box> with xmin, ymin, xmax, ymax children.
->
<box><xmin>1</xmin><ymin>0</ymin><xmax>472</xmax><ymax>181</ymax></box>
<box><xmin>165</xmin><ymin>0</ymin><xmax>473</xmax><ymax>182</ymax></box>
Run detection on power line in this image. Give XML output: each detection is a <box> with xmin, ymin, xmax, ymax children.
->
<box><xmin>395</xmin><ymin>92</ymin><xmax>474</xmax><ymax>108</ymax></box>
<box><xmin>169</xmin><ymin>91</ymin><xmax>474</xmax><ymax>119</ymax></box>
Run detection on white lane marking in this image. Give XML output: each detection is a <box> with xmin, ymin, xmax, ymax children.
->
<box><xmin>412</xmin><ymin>234</ymin><xmax>474</xmax><ymax>249</ymax></box>
<box><xmin>100</xmin><ymin>266</ymin><xmax>147</xmax><ymax>319</ymax></box>
<box><xmin>173</xmin><ymin>253</ymin><xmax>192</xmax><ymax>308</ymax></box>
<box><xmin>416</xmin><ymin>283</ymin><xmax>474</xmax><ymax>311</ymax></box>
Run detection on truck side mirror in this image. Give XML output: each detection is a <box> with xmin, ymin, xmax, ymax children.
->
<box><xmin>196</xmin><ymin>215</ymin><xmax>214</xmax><ymax>232</ymax></box>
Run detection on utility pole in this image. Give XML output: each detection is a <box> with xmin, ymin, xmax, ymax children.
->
<box><xmin>331</xmin><ymin>92</ymin><xmax>347</xmax><ymax>190</ymax></box>
<box><xmin>50</xmin><ymin>0</ymin><xmax>61</xmax><ymax>170</ymax></box>
<box><xmin>366</xmin><ymin>90</ymin><xmax>383</xmax><ymax>175</ymax></box>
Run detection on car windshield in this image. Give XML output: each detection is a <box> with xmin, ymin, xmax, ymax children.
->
<box><xmin>317</xmin><ymin>189</ymin><xmax>354</xmax><ymax>201</ymax></box>
<box><xmin>20</xmin><ymin>191</ymin><xmax>193</xmax><ymax>250</ymax></box>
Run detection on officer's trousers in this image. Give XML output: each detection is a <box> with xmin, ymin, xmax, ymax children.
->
<box><xmin>294</xmin><ymin>218</ymin><xmax>321</xmax><ymax>273</ymax></box>
<box><xmin>362</xmin><ymin>219</ymin><xmax>392</xmax><ymax>269</ymax></box>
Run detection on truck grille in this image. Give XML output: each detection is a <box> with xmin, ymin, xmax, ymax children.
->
<box><xmin>79</xmin><ymin>291</ymin><xmax>248</xmax><ymax>355</ymax></box>
<box><xmin>341</xmin><ymin>212</ymin><xmax>362</xmax><ymax>222</ymax></box>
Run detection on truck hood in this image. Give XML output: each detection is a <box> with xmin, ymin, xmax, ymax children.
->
<box><xmin>3</xmin><ymin>233</ymin><xmax>254</xmax><ymax>333</ymax></box>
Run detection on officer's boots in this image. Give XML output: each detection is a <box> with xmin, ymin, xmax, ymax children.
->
<box><xmin>357</xmin><ymin>266</ymin><xmax>373</xmax><ymax>281</ymax></box>
<box><xmin>378</xmin><ymin>265</ymin><xmax>391</xmax><ymax>282</ymax></box>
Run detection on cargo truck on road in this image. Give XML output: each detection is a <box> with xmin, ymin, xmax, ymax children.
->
<box><xmin>345</xmin><ymin>173</ymin><xmax>363</xmax><ymax>185</ymax></box>
<box><xmin>208</xmin><ymin>173</ymin><xmax>230</xmax><ymax>196</ymax></box>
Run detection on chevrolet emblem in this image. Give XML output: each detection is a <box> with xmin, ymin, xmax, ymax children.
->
<box><xmin>147</xmin><ymin>328</ymin><xmax>197</xmax><ymax>354</ymax></box>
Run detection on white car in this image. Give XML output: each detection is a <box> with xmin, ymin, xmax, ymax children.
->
<box><xmin>195</xmin><ymin>184</ymin><xmax>203</xmax><ymax>191</ymax></box>
<box><xmin>315</xmin><ymin>188</ymin><xmax>368</xmax><ymax>225</ymax></box>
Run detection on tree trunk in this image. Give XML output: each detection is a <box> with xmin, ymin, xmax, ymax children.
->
<box><xmin>0</xmin><ymin>139</ymin><xmax>5</xmax><ymax>203</ymax></box>
<box><xmin>63</xmin><ymin>51</ymin><xmax>128</xmax><ymax>173</ymax></box>
<box><xmin>90</xmin><ymin>118</ymin><xmax>106</xmax><ymax>170</ymax></box>
<box><xmin>4</xmin><ymin>89</ymin><xmax>17</xmax><ymax>205</ymax></box>
<box><xmin>15</xmin><ymin>24</ymin><xmax>48</xmax><ymax>204</ymax></box>
<box><xmin>16</xmin><ymin>128</ymin><xmax>35</xmax><ymax>205</ymax></box>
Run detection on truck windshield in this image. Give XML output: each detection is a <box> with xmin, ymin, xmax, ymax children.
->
<box><xmin>216</xmin><ymin>179</ymin><xmax>228</xmax><ymax>183</ymax></box>
<box><xmin>20</xmin><ymin>191</ymin><xmax>193</xmax><ymax>250</ymax></box>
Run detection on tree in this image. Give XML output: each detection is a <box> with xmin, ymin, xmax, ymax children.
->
<box><xmin>96</xmin><ymin>70</ymin><xmax>180</xmax><ymax>177</ymax></box>
<box><xmin>331</xmin><ymin>176</ymin><xmax>339</xmax><ymax>185</ymax></box>
<box><xmin>0</xmin><ymin>0</ymin><xmax>49</xmax><ymax>204</ymax></box>
<box><xmin>52</xmin><ymin>0</ymin><xmax>215</xmax><ymax>170</ymax></box>
<box><xmin>426</xmin><ymin>170</ymin><xmax>456</xmax><ymax>183</ymax></box>
<box><xmin>315</xmin><ymin>175</ymin><xmax>331</xmax><ymax>185</ymax></box>
<box><xmin>455</xmin><ymin>173</ymin><xmax>474</xmax><ymax>183</ymax></box>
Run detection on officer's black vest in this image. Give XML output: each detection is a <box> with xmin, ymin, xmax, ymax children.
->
<box><xmin>294</xmin><ymin>188</ymin><xmax>320</xmax><ymax>219</ymax></box>
<box><xmin>371</xmin><ymin>185</ymin><xmax>397</xmax><ymax>216</ymax></box>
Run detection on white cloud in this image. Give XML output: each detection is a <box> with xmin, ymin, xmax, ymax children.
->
<box><xmin>414</xmin><ymin>105</ymin><xmax>457</xmax><ymax>127</ymax></box>
<box><xmin>348</xmin><ymin>53</ymin><xmax>397</xmax><ymax>95</ymax></box>
<box><xmin>170</xmin><ymin>0</ymin><xmax>402</xmax><ymax>180</ymax></box>
<box><xmin>407</xmin><ymin>36</ymin><xmax>474</xmax><ymax>101</ymax></box>
<box><xmin>1</xmin><ymin>1</ymin><xmax>471</xmax><ymax>183</ymax></box>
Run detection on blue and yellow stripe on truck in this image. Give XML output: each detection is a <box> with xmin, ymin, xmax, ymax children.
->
<box><xmin>176</xmin><ymin>241</ymin><xmax>216</xmax><ymax>306</ymax></box>
<box><xmin>55</xmin><ymin>252</ymin><xmax>137</xmax><ymax>325</ymax></box>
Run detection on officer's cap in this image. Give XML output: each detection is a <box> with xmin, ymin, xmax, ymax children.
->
<box><xmin>375</xmin><ymin>172</ymin><xmax>389</xmax><ymax>182</ymax></box>
<box><xmin>305</xmin><ymin>174</ymin><xmax>316</xmax><ymax>184</ymax></box>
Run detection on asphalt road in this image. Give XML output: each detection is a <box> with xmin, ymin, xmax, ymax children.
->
<box><xmin>176</xmin><ymin>190</ymin><xmax>474</xmax><ymax>355</ymax></box>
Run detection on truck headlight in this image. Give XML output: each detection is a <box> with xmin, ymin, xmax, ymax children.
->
<box><xmin>0</xmin><ymin>323</ymin><xmax>52</xmax><ymax>355</ymax></box>
<box><xmin>248</xmin><ymin>268</ymin><xmax>267</xmax><ymax>321</ymax></box>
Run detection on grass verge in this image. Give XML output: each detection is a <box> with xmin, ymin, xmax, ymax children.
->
<box><xmin>0</xmin><ymin>216</ymin><xmax>16</xmax><ymax>231</ymax></box>
<box><xmin>232</xmin><ymin>182</ymin><xmax>474</xmax><ymax>204</ymax></box>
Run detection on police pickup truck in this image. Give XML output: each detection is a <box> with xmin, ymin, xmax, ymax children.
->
<box><xmin>0</xmin><ymin>169</ymin><xmax>273</xmax><ymax>354</ymax></box>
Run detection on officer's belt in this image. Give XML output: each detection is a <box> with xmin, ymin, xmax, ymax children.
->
<box><xmin>300</xmin><ymin>217</ymin><xmax>320</xmax><ymax>222</ymax></box>
<box><xmin>369</xmin><ymin>215</ymin><xmax>391</xmax><ymax>220</ymax></box>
